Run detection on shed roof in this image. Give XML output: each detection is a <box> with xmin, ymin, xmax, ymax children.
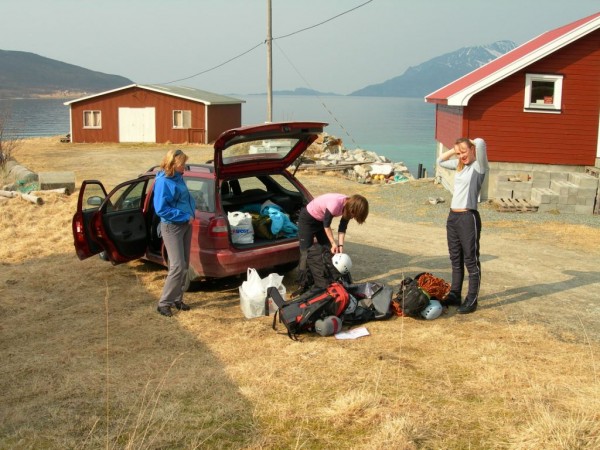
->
<box><xmin>64</xmin><ymin>83</ymin><xmax>245</xmax><ymax>106</ymax></box>
<box><xmin>425</xmin><ymin>12</ymin><xmax>600</xmax><ymax>106</ymax></box>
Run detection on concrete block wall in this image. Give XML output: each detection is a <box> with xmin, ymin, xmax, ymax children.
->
<box><xmin>530</xmin><ymin>172</ymin><xmax>598</xmax><ymax>214</ymax></box>
<box><xmin>492</xmin><ymin>167</ymin><xmax>599</xmax><ymax>215</ymax></box>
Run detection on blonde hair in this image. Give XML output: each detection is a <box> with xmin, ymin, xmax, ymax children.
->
<box><xmin>454</xmin><ymin>138</ymin><xmax>475</xmax><ymax>172</ymax></box>
<box><xmin>160</xmin><ymin>149</ymin><xmax>188</xmax><ymax>177</ymax></box>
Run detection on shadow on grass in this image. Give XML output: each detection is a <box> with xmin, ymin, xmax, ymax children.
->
<box><xmin>0</xmin><ymin>252</ymin><xmax>262</xmax><ymax>448</ymax></box>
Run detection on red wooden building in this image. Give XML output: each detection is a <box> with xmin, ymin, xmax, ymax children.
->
<box><xmin>426</xmin><ymin>12</ymin><xmax>600</xmax><ymax>208</ymax></box>
<box><xmin>64</xmin><ymin>84</ymin><xmax>244</xmax><ymax>144</ymax></box>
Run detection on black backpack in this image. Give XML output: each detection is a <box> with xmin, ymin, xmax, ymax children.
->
<box><xmin>266</xmin><ymin>282</ymin><xmax>350</xmax><ymax>340</ymax></box>
<box><xmin>392</xmin><ymin>277</ymin><xmax>430</xmax><ymax>317</ymax></box>
<box><xmin>343</xmin><ymin>282</ymin><xmax>394</xmax><ymax>325</ymax></box>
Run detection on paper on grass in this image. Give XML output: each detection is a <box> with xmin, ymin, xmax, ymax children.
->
<box><xmin>335</xmin><ymin>327</ymin><xmax>370</xmax><ymax>340</ymax></box>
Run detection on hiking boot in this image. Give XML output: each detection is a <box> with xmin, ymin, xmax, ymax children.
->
<box><xmin>457</xmin><ymin>298</ymin><xmax>477</xmax><ymax>314</ymax></box>
<box><xmin>157</xmin><ymin>306</ymin><xmax>173</xmax><ymax>317</ymax></box>
<box><xmin>175</xmin><ymin>301</ymin><xmax>190</xmax><ymax>311</ymax></box>
<box><xmin>444</xmin><ymin>292</ymin><xmax>462</xmax><ymax>306</ymax></box>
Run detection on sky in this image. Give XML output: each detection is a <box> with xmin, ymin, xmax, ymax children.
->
<box><xmin>1</xmin><ymin>0</ymin><xmax>598</xmax><ymax>95</ymax></box>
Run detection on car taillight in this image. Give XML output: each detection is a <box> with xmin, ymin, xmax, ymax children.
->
<box><xmin>208</xmin><ymin>217</ymin><xmax>229</xmax><ymax>237</ymax></box>
<box><xmin>73</xmin><ymin>217</ymin><xmax>86</xmax><ymax>243</ymax></box>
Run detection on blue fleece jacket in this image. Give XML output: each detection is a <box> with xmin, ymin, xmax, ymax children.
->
<box><xmin>153</xmin><ymin>171</ymin><xmax>196</xmax><ymax>223</ymax></box>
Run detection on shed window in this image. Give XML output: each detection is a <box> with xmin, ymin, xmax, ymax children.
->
<box><xmin>173</xmin><ymin>110</ymin><xmax>192</xmax><ymax>129</ymax></box>
<box><xmin>83</xmin><ymin>110</ymin><xmax>102</xmax><ymax>128</ymax></box>
<box><xmin>524</xmin><ymin>74</ymin><xmax>563</xmax><ymax>113</ymax></box>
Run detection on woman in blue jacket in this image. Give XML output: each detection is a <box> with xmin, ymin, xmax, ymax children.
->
<box><xmin>153</xmin><ymin>149</ymin><xmax>196</xmax><ymax>317</ymax></box>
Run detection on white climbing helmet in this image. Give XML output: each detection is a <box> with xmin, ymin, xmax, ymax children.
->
<box><xmin>421</xmin><ymin>299</ymin><xmax>443</xmax><ymax>320</ymax></box>
<box><xmin>332</xmin><ymin>253</ymin><xmax>352</xmax><ymax>274</ymax></box>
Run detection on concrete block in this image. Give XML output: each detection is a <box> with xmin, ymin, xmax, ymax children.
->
<box><xmin>496</xmin><ymin>171</ymin><xmax>515</xmax><ymax>182</ymax></box>
<box><xmin>496</xmin><ymin>188</ymin><xmax>513</xmax><ymax>199</ymax></box>
<box><xmin>557</xmin><ymin>204</ymin><xmax>576</xmax><ymax>213</ymax></box>
<box><xmin>537</xmin><ymin>203</ymin><xmax>560</xmax><ymax>213</ymax></box>
<box><xmin>496</xmin><ymin>180</ymin><xmax>517</xmax><ymax>190</ymax></box>
<box><xmin>532</xmin><ymin>170</ymin><xmax>551</xmax><ymax>180</ymax></box>
<box><xmin>574</xmin><ymin>204</ymin><xmax>594</xmax><ymax>215</ymax></box>
<box><xmin>37</xmin><ymin>171</ymin><xmax>76</xmax><ymax>194</ymax></box>
<box><xmin>512</xmin><ymin>181</ymin><xmax>532</xmax><ymax>198</ymax></box>
<box><xmin>558</xmin><ymin>195</ymin><xmax>578</xmax><ymax>205</ymax></box>
<box><xmin>576</xmin><ymin>187</ymin><xmax>598</xmax><ymax>199</ymax></box>
<box><xmin>532</xmin><ymin>178</ymin><xmax>550</xmax><ymax>188</ymax></box>
<box><xmin>550</xmin><ymin>180</ymin><xmax>578</xmax><ymax>196</ymax></box>
<box><xmin>531</xmin><ymin>188</ymin><xmax>558</xmax><ymax>204</ymax></box>
<box><xmin>550</xmin><ymin>172</ymin><xmax>569</xmax><ymax>182</ymax></box>
<box><xmin>575</xmin><ymin>197</ymin><xmax>597</xmax><ymax>206</ymax></box>
<box><xmin>568</xmin><ymin>172</ymin><xmax>599</xmax><ymax>189</ymax></box>
<box><xmin>531</xmin><ymin>170</ymin><xmax>551</xmax><ymax>188</ymax></box>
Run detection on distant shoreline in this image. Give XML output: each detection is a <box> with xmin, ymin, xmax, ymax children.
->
<box><xmin>0</xmin><ymin>90</ymin><xmax>87</xmax><ymax>101</ymax></box>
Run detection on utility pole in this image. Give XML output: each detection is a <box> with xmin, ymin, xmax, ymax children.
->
<box><xmin>266</xmin><ymin>0</ymin><xmax>273</xmax><ymax>122</ymax></box>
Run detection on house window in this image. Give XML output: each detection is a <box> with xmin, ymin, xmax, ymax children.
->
<box><xmin>83</xmin><ymin>110</ymin><xmax>102</xmax><ymax>128</ymax></box>
<box><xmin>173</xmin><ymin>110</ymin><xmax>192</xmax><ymax>129</ymax></box>
<box><xmin>524</xmin><ymin>74</ymin><xmax>563</xmax><ymax>113</ymax></box>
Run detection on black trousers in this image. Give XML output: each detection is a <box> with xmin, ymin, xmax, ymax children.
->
<box><xmin>446</xmin><ymin>210</ymin><xmax>482</xmax><ymax>302</ymax></box>
<box><xmin>296</xmin><ymin>207</ymin><xmax>330</xmax><ymax>287</ymax></box>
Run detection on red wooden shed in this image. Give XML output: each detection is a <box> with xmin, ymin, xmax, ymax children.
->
<box><xmin>426</xmin><ymin>12</ymin><xmax>600</xmax><ymax>213</ymax></box>
<box><xmin>64</xmin><ymin>84</ymin><xmax>244</xmax><ymax>144</ymax></box>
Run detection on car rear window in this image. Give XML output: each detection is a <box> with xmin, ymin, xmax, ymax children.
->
<box><xmin>222</xmin><ymin>138</ymin><xmax>299</xmax><ymax>161</ymax></box>
<box><xmin>185</xmin><ymin>178</ymin><xmax>214</xmax><ymax>212</ymax></box>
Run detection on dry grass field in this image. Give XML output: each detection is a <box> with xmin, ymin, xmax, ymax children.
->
<box><xmin>0</xmin><ymin>137</ymin><xmax>599</xmax><ymax>449</ymax></box>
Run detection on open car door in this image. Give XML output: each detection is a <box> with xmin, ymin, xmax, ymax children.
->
<box><xmin>72</xmin><ymin>176</ymin><xmax>154</xmax><ymax>264</ymax></box>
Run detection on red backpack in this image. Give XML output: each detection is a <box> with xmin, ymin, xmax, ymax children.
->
<box><xmin>266</xmin><ymin>282</ymin><xmax>349</xmax><ymax>340</ymax></box>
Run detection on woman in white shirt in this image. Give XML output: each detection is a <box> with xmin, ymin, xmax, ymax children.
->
<box><xmin>437</xmin><ymin>138</ymin><xmax>488</xmax><ymax>314</ymax></box>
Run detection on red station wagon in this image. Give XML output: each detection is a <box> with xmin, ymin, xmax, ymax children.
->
<box><xmin>72</xmin><ymin>121</ymin><xmax>327</xmax><ymax>290</ymax></box>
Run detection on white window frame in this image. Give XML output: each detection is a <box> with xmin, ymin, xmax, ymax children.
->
<box><xmin>83</xmin><ymin>110</ymin><xmax>102</xmax><ymax>128</ymax></box>
<box><xmin>173</xmin><ymin>110</ymin><xmax>192</xmax><ymax>129</ymax></box>
<box><xmin>524</xmin><ymin>74</ymin><xmax>563</xmax><ymax>114</ymax></box>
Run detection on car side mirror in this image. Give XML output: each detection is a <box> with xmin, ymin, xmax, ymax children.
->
<box><xmin>87</xmin><ymin>196</ymin><xmax>103</xmax><ymax>206</ymax></box>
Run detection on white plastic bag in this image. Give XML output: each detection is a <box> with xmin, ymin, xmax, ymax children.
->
<box><xmin>228</xmin><ymin>211</ymin><xmax>254</xmax><ymax>244</ymax></box>
<box><xmin>239</xmin><ymin>268</ymin><xmax>286</xmax><ymax>318</ymax></box>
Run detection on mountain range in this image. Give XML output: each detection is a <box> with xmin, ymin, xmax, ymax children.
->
<box><xmin>0</xmin><ymin>50</ymin><xmax>132</xmax><ymax>99</ymax></box>
<box><xmin>350</xmin><ymin>40</ymin><xmax>516</xmax><ymax>97</ymax></box>
<box><xmin>0</xmin><ymin>41</ymin><xmax>516</xmax><ymax>99</ymax></box>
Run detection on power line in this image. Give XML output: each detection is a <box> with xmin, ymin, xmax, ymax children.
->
<box><xmin>162</xmin><ymin>42</ymin><xmax>264</xmax><ymax>85</ymax></box>
<box><xmin>274</xmin><ymin>41</ymin><xmax>360</xmax><ymax>148</ymax></box>
<box><xmin>273</xmin><ymin>0</ymin><xmax>373</xmax><ymax>41</ymax></box>
<box><xmin>158</xmin><ymin>0</ymin><xmax>374</xmax><ymax>85</ymax></box>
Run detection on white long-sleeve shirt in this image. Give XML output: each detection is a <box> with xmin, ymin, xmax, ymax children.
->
<box><xmin>437</xmin><ymin>138</ymin><xmax>488</xmax><ymax>210</ymax></box>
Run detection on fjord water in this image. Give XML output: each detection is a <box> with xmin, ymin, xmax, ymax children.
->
<box><xmin>1</xmin><ymin>95</ymin><xmax>437</xmax><ymax>176</ymax></box>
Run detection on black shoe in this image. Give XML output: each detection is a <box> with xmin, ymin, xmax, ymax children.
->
<box><xmin>457</xmin><ymin>299</ymin><xmax>477</xmax><ymax>314</ymax></box>
<box><xmin>444</xmin><ymin>292</ymin><xmax>462</xmax><ymax>306</ymax></box>
<box><xmin>175</xmin><ymin>301</ymin><xmax>190</xmax><ymax>311</ymax></box>
<box><xmin>157</xmin><ymin>306</ymin><xmax>173</xmax><ymax>317</ymax></box>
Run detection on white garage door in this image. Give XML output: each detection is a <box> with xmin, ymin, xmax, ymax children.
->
<box><xmin>118</xmin><ymin>107</ymin><xmax>156</xmax><ymax>143</ymax></box>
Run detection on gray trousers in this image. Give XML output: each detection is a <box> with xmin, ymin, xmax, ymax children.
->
<box><xmin>158</xmin><ymin>222</ymin><xmax>192</xmax><ymax>307</ymax></box>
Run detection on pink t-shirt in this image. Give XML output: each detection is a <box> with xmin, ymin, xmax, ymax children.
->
<box><xmin>307</xmin><ymin>193</ymin><xmax>347</xmax><ymax>221</ymax></box>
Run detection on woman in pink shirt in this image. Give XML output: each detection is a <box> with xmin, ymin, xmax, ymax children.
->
<box><xmin>294</xmin><ymin>193</ymin><xmax>369</xmax><ymax>295</ymax></box>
